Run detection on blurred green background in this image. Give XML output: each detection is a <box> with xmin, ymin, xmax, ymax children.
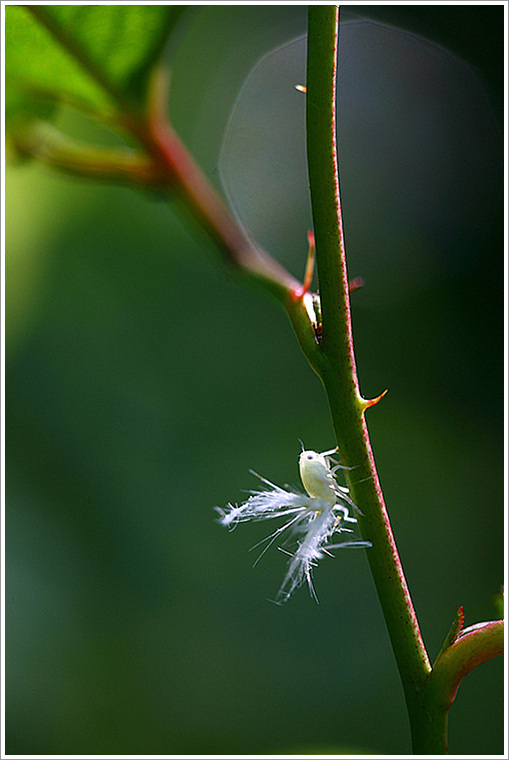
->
<box><xmin>6</xmin><ymin>5</ymin><xmax>504</xmax><ymax>755</ymax></box>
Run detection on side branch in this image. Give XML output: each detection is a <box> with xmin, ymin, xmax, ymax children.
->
<box><xmin>428</xmin><ymin>620</ymin><xmax>504</xmax><ymax>709</ymax></box>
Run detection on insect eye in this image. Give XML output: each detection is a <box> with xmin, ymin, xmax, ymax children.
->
<box><xmin>307</xmin><ymin>454</ymin><xmax>314</xmax><ymax>460</ymax></box>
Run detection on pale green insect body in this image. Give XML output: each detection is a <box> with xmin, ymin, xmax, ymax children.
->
<box><xmin>217</xmin><ymin>445</ymin><xmax>369</xmax><ymax>603</ymax></box>
<box><xmin>298</xmin><ymin>449</ymin><xmax>338</xmax><ymax>504</ymax></box>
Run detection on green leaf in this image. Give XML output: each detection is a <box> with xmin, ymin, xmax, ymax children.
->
<box><xmin>5</xmin><ymin>4</ymin><xmax>186</xmax><ymax>126</ymax></box>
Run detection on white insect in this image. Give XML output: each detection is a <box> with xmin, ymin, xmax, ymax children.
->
<box><xmin>216</xmin><ymin>445</ymin><xmax>371</xmax><ymax>604</ymax></box>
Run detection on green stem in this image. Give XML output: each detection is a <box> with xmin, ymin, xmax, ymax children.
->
<box><xmin>10</xmin><ymin>119</ymin><xmax>163</xmax><ymax>186</ymax></box>
<box><xmin>306</xmin><ymin>3</ymin><xmax>434</xmax><ymax>749</ymax></box>
<box><xmin>306</xmin><ymin>7</ymin><xmax>504</xmax><ymax>753</ymax></box>
<box><xmin>414</xmin><ymin>620</ymin><xmax>504</xmax><ymax>753</ymax></box>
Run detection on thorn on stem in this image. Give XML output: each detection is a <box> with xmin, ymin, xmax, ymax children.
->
<box><xmin>360</xmin><ymin>389</ymin><xmax>388</xmax><ymax>413</ymax></box>
<box><xmin>348</xmin><ymin>276</ymin><xmax>364</xmax><ymax>293</ymax></box>
<box><xmin>292</xmin><ymin>230</ymin><xmax>316</xmax><ymax>300</ymax></box>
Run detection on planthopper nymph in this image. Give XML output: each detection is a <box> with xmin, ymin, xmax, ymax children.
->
<box><xmin>216</xmin><ymin>444</ymin><xmax>371</xmax><ymax>604</ymax></box>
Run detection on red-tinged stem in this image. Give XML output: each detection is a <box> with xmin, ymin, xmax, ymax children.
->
<box><xmin>129</xmin><ymin>65</ymin><xmax>326</xmax><ymax>373</ymax></box>
<box><xmin>307</xmin><ymin>7</ymin><xmax>503</xmax><ymax>754</ymax></box>
<box><xmin>131</xmin><ymin>66</ymin><xmax>300</xmax><ymax>303</ymax></box>
<box><xmin>306</xmin><ymin>3</ymin><xmax>433</xmax><ymax>748</ymax></box>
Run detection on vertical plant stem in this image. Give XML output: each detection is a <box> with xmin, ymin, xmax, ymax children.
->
<box><xmin>306</xmin><ymin>6</ymin><xmax>437</xmax><ymax>751</ymax></box>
